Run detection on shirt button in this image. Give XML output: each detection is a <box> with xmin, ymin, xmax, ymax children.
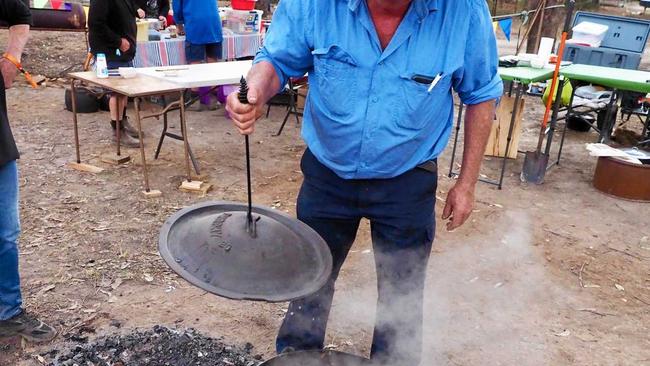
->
<box><xmin>378</xmin><ymin>61</ymin><xmax>384</xmax><ymax>66</ymax></box>
<box><xmin>372</xmin><ymin>97</ymin><xmax>379</xmax><ymax>103</ymax></box>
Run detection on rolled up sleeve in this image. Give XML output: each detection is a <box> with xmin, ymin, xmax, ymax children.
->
<box><xmin>453</xmin><ymin>0</ymin><xmax>503</xmax><ymax>105</ymax></box>
<box><xmin>254</xmin><ymin>0</ymin><xmax>313</xmax><ymax>91</ymax></box>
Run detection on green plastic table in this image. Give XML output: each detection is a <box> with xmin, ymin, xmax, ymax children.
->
<box><xmin>550</xmin><ymin>64</ymin><xmax>650</xmax><ymax>163</ymax></box>
<box><xmin>498</xmin><ymin>66</ymin><xmax>555</xmax><ymax>84</ymax></box>
<box><xmin>559</xmin><ymin>64</ymin><xmax>650</xmax><ymax>94</ymax></box>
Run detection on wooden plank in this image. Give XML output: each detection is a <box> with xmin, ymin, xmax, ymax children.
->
<box><xmin>485</xmin><ymin>96</ymin><xmax>525</xmax><ymax>159</ymax></box>
<box><xmin>179</xmin><ymin>180</ymin><xmax>204</xmax><ymax>191</ymax></box>
<box><xmin>68</xmin><ymin>162</ymin><xmax>104</xmax><ymax>174</ymax></box>
<box><xmin>297</xmin><ymin>85</ymin><xmax>309</xmax><ymax>110</ymax></box>
<box><xmin>101</xmin><ymin>153</ymin><xmax>131</xmax><ymax>165</ymax></box>
<box><xmin>179</xmin><ymin>180</ymin><xmax>213</xmax><ymax>196</ymax></box>
<box><xmin>142</xmin><ymin>189</ymin><xmax>163</xmax><ymax>198</ymax></box>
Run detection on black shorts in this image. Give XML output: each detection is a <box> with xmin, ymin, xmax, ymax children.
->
<box><xmin>185</xmin><ymin>42</ymin><xmax>222</xmax><ymax>63</ymax></box>
<box><xmin>106</xmin><ymin>60</ymin><xmax>134</xmax><ymax>69</ymax></box>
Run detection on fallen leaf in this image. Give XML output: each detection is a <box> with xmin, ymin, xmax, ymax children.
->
<box><xmin>615</xmin><ymin>284</ymin><xmax>625</xmax><ymax>291</ymax></box>
<box><xmin>553</xmin><ymin>329</ymin><xmax>571</xmax><ymax>337</ymax></box>
<box><xmin>144</xmin><ymin>274</ymin><xmax>154</xmax><ymax>283</ymax></box>
<box><xmin>111</xmin><ymin>278</ymin><xmax>124</xmax><ymax>290</ymax></box>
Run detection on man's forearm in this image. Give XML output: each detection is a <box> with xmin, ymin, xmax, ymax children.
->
<box><xmin>246</xmin><ymin>61</ymin><xmax>281</xmax><ymax>105</ymax></box>
<box><xmin>458</xmin><ymin>100</ymin><xmax>496</xmax><ymax>189</ymax></box>
<box><xmin>6</xmin><ymin>24</ymin><xmax>29</xmax><ymax>61</ymax></box>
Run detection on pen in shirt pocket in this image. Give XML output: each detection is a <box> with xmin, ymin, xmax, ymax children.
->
<box><xmin>427</xmin><ymin>73</ymin><xmax>443</xmax><ymax>93</ymax></box>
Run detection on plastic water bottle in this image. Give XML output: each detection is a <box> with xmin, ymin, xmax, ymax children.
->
<box><xmin>96</xmin><ymin>53</ymin><xmax>108</xmax><ymax>79</ymax></box>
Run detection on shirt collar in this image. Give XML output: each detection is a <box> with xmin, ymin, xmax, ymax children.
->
<box><xmin>348</xmin><ymin>0</ymin><xmax>438</xmax><ymax>19</ymax></box>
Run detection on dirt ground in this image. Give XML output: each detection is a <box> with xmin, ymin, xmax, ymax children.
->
<box><xmin>1</xmin><ymin>8</ymin><xmax>650</xmax><ymax>366</ymax></box>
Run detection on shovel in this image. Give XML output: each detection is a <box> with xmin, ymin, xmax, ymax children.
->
<box><xmin>521</xmin><ymin>0</ymin><xmax>575</xmax><ymax>184</ymax></box>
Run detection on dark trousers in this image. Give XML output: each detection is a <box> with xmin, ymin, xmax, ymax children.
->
<box><xmin>276</xmin><ymin>149</ymin><xmax>437</xmax><ymax>365</ymax></box>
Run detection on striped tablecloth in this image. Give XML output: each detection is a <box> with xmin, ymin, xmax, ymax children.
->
<box><xmin>133</xmin><ymin>32</ymin><xmax>263</xmax><ymax>68</ymax></box>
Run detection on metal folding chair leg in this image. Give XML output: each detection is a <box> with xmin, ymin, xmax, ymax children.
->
<box><xmin>155</xmin><ymin>112</ymin><xmax>168</xmax><ymax>160</ymax></box>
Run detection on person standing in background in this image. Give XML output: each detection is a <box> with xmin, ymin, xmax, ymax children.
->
<box><xmin>135</xmin><ymin>0</ymin><xmax>170</xmax><ymax>28</ymax></box>
<box><xmin>88</xmin><ymin>0</ymin><xmax>140</xmax><ymax>147</ymax></box>
<box><xmin>0</xmin><ymin>0</ymin><xmax>57</xmax><ymax>343</ymax></box>
<box><xmin>173</xmin><ymin>0</ymin><xmax>223</xmax><ymax>110</ymax></box>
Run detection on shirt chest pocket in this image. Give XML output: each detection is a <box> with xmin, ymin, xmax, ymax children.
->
<box><xmin>393</xmin><ymin>73</ymin><xmax>453</xmax><ymax>130</ymax></box>
<box><xmin>312</xmin><ymin>46</ymin><xmax>358</xmax><ymax>120</ymax></box>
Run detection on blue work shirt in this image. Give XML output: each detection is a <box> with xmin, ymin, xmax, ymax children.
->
<box><xmin>173</xmin><ymin>0</ymin><xmax>223</xmax><ymax>45</ymax></box>
<box><xmin>255</xmin><ymin>0</ymin><xmax>503</xmax><ymax>179</ymax></box>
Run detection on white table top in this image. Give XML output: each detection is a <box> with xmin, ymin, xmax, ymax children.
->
<box><xmin>136</xmin><ymin>61</ymin><xmax>254</xmax><ymax>88</ymax></box>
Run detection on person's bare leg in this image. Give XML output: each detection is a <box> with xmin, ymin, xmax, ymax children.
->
<box><xmin>109</xmin><ymin>95</ymin><xmax>119</xmax><ymax>122</ymax></box>
<box><xmin>117</xmin><ymin>95</ymin><xmax>127</xmax><ymax>120</ymax></box>
<box><xmin>110</xmin><ymin>95</ymin><xmax>138</xmax><ymax>147</ymax></box>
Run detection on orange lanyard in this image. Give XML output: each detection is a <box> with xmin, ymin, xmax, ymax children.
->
<box><xmin>2</xmin><ymin>53</ymin><xmax>37</xmax><ymax>88</ymax></box>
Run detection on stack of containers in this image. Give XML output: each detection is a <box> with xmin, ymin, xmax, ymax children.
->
<box><xmin>563</xmin><ymin>11</ymin><xmax>650</xmax><ymax>70</ymax></box>
<box><xmin>568</xmin><ymin>21</ymin><xmax>609</xmax><ymax>48</ymax></box>
<box><xmin>223</xmin><ymin>8</ymin><xmax>264</xmax><ymax>34</ymax></box>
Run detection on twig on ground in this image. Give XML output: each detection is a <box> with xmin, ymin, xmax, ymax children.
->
<box><xmin>544</xmin><ymin>228</ymin><xmax>574</xmax><ymax>241</ymax></box>
<box><xmin>577</xmin><ymin>308</ymin><xmax>616</xmax><ymax>317</ymax></box>
<box><xmin>578</xmin><ymin>262</ymin><xmax>587</xmax><ymax>288</ymax></box>
<box><xmin>632</xmin><ymin>295</ymin><xmax>650</xmax><ymax>306</ymax></box>
<box><xmin>605</xmin><ymin>246</ymin><xmax>646</xmax><ymax>261</ymax></box>
<box><xmin>64</xmin><ymin>313</ymin><xmax>99</xmax><ymax>335</ymax></box>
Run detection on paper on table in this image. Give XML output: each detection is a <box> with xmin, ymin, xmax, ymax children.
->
<box><xmin>538</xmin><ymin>37</ymin><xmax>554</xmax><ymax>62</ymax></box>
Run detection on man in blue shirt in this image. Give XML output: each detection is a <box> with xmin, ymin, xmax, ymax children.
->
<box><xmin>227</xmin><ymin>0</ymin><xmax>502</xmax><ymax>364</ymax></box>
<box><xmin>173</xmin><ymin>0</ymin><xmax>223</xmax><ymax>110</ymax></box>
<box><xmin>173</xmin><ymin>0</ymin><xmax>223</xmax><ymax>63</ymax></box>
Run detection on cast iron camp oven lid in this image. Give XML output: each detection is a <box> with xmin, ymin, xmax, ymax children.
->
<box><xmin>159</xmin><ymin>201</ymin><xmax>333</xmax><ymax>302</ymax></box>
<box><xmin>261</xmin><ymin>350</ymin><xmax>371</xmax><ymax>366</ymax></box>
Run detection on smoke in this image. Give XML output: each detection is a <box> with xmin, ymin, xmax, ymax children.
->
<box><xmin>325</xmin><ymin>210</ymin><xmax>564</xmax><ymax>365</ymax></box>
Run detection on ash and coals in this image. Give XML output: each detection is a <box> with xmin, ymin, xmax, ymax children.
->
<box><xmin>47</xmin><ymin>326</ymin><xmax>263</xmax><ymax>366</ymax></box>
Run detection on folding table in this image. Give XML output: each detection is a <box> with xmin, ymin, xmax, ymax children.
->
<box><xmin>68</xmin><ymin>61</ymin><xmax>253</xmax><ymax>196</ymax></box>
<box><xmin>448</xmin><ymin>66</ymin><xmax>555</xmax><ymax>189</ymax></box>
<box><xmin>553</xmin><ymin>64</ymin><xmax>650</xmax><ymax>164</ymax></box>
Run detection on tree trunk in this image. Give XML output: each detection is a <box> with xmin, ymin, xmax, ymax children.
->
<box><xmin>525</xmin><ymin>0</ymin><xmax>566</xmax><ymax>54</ymax></box>
<box><xmin>255</xmin><ymin>0</ymin><xmax>272</xmax><ymax>14</ymax></box>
